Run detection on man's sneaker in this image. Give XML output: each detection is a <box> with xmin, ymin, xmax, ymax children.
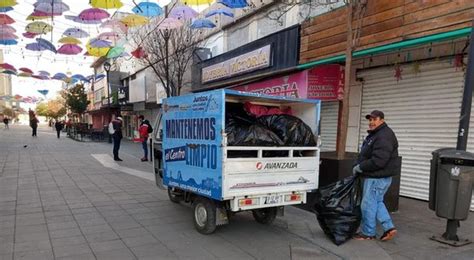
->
<box><xmin>141</xmin><ymin>158</ymin><xmax>148</xmax><ymax>162</ymax></box>
<box><xmin>353</xmin><ymin>233</ymin><xmax>375</xmax><ymax>240</ymax></box>
<box><xmin>380</xmin><ymin>228</ymin><xmax>397</xmax><ymax>241</ymax></box>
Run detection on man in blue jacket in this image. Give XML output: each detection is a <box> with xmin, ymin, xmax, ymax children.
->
<box><xmin>353</xmin><ymin>110</ymin><xmax>399</xmax><ymax>241</ymax></box>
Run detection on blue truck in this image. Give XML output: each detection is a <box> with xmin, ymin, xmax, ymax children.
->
<box><xmin>152</xmin><ymin>89</ymin><xmax>321</xmax><ymax>234</ymax></box>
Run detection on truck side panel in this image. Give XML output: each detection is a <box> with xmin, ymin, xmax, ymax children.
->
<box><xmin>162</xmin><ymin>90</ymin><xmax>224</xmax><ymax>201</ymax></box>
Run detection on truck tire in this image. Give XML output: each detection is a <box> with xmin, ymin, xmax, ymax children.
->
<box><xmin>167</xmin><ymin>187</ymin><xmax>182</xmax><ymax>203</ymax></box>
<box><xmin>252</xmin><ymin>207</ymin><xmax>277</xmax><ymax>224</ymax></box>
<box><xmin>193</xmin><ymin>197</ymin><xmax>217</xmax><ymax>234</ymax></box>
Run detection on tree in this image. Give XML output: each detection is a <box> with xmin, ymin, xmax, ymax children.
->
<box><xmin>265</xmin><ymin>0</ymin><xmax>344</xmax><ymax>25</ymax></box>
<box><xmin>64</xmin><ymin>84</ymin><xmax>89</xmax><ymax>119</ymax></box>
<box><xmin>36</xmin><ymin>102</ymin><xmax>48</xmax><ymax>117</ymax></box>
<box><xmin>130</xmin><ymin>8</ymin><xmax>205</xmax><ymax>97</ymax></box>
<box><xmin>36</xmin><ymin>98</ymin><xmax>67</xmax><ymax>119</ymax></box>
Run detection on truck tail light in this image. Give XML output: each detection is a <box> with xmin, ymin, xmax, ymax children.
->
<box><xmin>238</xmin><ymin>198</ymin><xmax>259</xmax><ymax>206</ymax></box>
<box><xmin>285</xmin><ymin>194</ymin><xmax>301</xmax><ymax>202</ymax></box>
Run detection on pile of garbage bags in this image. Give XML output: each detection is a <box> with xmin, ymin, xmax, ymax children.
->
<box><xmin>313</xmin><ymin>176</ymin><xmax>363</xmax><ymax>245</ymax></box>
<box><xmin>226</xmin><ymin>102</ymin><xmax>316</xmax><ymax>146</ymax></box>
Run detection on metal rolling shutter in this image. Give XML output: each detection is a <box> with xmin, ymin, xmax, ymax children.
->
<box><xmin>358</xmin><ymin>58</ymin><xmax>474</xmax><ymax>210</ymax></box>
<box><xmin>320</xmin><ymin>101</ymin><xmax>338</xmax><ymax>152</ymax></box>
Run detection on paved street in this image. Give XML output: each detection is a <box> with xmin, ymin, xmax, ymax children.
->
<box><xmin>0</xmin><ymin>125</ymin><xmax>473</xmax><ymax>260</ymax></box>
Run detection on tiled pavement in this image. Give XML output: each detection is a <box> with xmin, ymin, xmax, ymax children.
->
<box><xmin>0</xmin><ymin>125</ymin><xmax>473</xmax><ymax>260</ymax></box>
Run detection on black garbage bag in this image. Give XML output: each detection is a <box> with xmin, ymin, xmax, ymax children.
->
<box><xmin>313</xmin><ymin>176</ymin><xmax>362</xmax><ymax>245</ymax></box>
<box><xmin>258</xmin><ymin>114</ymin><xmax>316</xmax><ymax>146</ymax></box>
<box><xmin>226</xmin><ymin>115</ymin><xmax>284</xmax><ymax>146</ymax></box>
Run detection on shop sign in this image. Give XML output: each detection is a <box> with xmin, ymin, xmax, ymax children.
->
<box><xmin>202</xmin><ymin>45</ymin><xmax>272</xmax><ymax>83</ymax></box>
<box><xmin>233</xmin><ymin>64</ymin><xmax>344</xmax><ymax>101</ymax></box>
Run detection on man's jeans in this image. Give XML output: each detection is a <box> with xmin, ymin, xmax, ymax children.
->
<box><xmin>113</xmin><ymin>137</ymin><xmax>121</xmax><ymax>159</ymax></box>
<box><xmin>142</xmin><ymin>139</ymin><xmax>148</xmax><ymax>158</ymax></box>
<box><xmin>361</xmin><ymin>177</ymin><xmax>395</xmax><ymax>236</ymax></box>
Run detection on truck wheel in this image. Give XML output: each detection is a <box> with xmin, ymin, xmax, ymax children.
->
<box><xmin>252</xmin><ymin>207</ymin><xmax>277</xmax><ymax>224</ymax></box>
<box><xmin>167</xmin><ymin>187</ymin><xmax>182</xmax><ymax>203</ymax></box>
<box><xmin>193</xmin><ymin>197</ymin><xmax>217</xmax><ymax>234</ymax></box>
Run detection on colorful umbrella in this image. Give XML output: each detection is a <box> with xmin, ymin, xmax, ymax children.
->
<box><xmin>190</xmin><ymin>18</ymin><xmax>216</xmax><ymax>29</ymax></box>
<box><xmin>90</xmin><ymin>0</ymin><xmax>123</xmax><ymax>9</ymax></box>
<box><xmin>97</xmin><ymin>32</ymin><xmax>120</xmax><ymax>42</ymax></box>
<box><xmin>22</xmin><ymin>32</ymin><xmax>38</xmax><ymax>38</ymax></box>
<box><xmin>78</xmin><ymin>8</ymin><xmax>110</xmax><ymax>21</ymax></box>
<box><xmin>218</xmin><ymin>0</ymin><xmax>248</xmax><ymax>8</ymax></box>
<box><xmin>157</xmin><ymin>17</ymin><xmax>183</xmax><ymax>30</ymax></box>
<box><xmin>71</xmin><ymin>74</ymin><xmax>89</xmax><ymax>82</ymax></box>
<box><xmin>0</xmin><ymin>7</ymin><xmax>14</xmax><ymax>13</ymax></box>
<box><xmin>132</xmin><ymin>2</ymin><xmax>163</xmax><ymax>18</ymax></box>
<box><xmin>95</xmin><ymin>74</ymin><xmax>105</xmax><ymax>80</ymax></box>
<box><xmin>36</xmin><ymin>38</ymin><xmax>57</xmax><ymax>53</ymax></box>
<box><xmin>0</xmin><ymin>0</ymin><xmax>17</xmax><ymax>8</ymax></box>
<box><xmin>65</xmin><ymin>15</ymin><xmax>102</xmax><ymax>24</ymax></box>
<box><xmin>181</xmin><ymin>0</ymin><xmax>214</xmax><ymax>6</ymax></box>
<box><xmin>38</xmin><ymin>71</ymin><xmax>50</xmax><ymax>77</ymax></box>
<box><xmin>0</xmin><ymin>63</ymin><xmax>15</xmax><ymax>71</ymax></box>
<box><xmin>106</xmin><ymin>46</ymin><xmax>125</xmax><ymax>59</ymax></box>
<box><xmin>26</xmin><ymin>12</ymin><xmax>51</xmax><ymax>21</ymax></box>
<box><xmin>38</xmin><ymin>90</ymin><xmax>49</xmax><ymax>96</ymax></box>
<box><xmin>169</xmin><ymin>5</ymin><xmax>198</xmax><ymax>20</ymax></box>
<box><xmin>58</xmin><ymin>36</ymin><xmax>81</xmax><ymax>44</ymax></box>
<box><xmin>89</xmin><ymin>38</ymin><xmax>112</xmax><ymax>48</ymax></box>
<box><xmin>18</xmin><ymin>72</ymin><xmax>32</xmax><ymax>77</ymax></box>
<box><xmin>52</xmin><ymin>72</ymin><xmax>67</xmax><ymax>80</ymax></box>
<box><xmin>63</xmin><ymin>28</ymin><xmax>89</xmax><ymax>38</ymax></box>
<box><xmin>0</xmin><ymin>39</ymin><xmax>16</xmax><ymax>45</ymax></box>
<box><xmin>120</xmin><ymin>14</ymin><xmax>149</xmax><ymax>27</ymax></box>
<box><xmin>25</xmin><ymin>21</ymin><xmax>53</xmax><ymax>34</ymax></box>
<box><xmin>26</xmin><ymin>42</ymin><xmax>47</xmax><ymax>51</ymax></box>
<box><xmin>0</xmin><ymin>32</ymin><xmax>17</xmax><ymax>40</ymax></box>
<box><xmin>86</xmin><ymin>41</ymin><xmax>110</xmax><ymax>57</ymax></box>
<box><xmin>33</xmin><ymin>75</ymin><xmax>49</xmax><ymax>80</ymax></box>
<box><xmin>28</xmin><ymin>10</ymin><xmax>62</xmax><ymax>18</ymax></box>
<box><xmin>19</xmin><ymin>67</ymin><xmax>33</xmax><ymax>74</ymax></box>
<box><xmin>0</xmin><ymin>24</ymin><xmax>15</xmax><ymax>33</ymax></box>
<box><xmin>1</xmin><ymin>70</ymin><xmax>16</xmax><ymax>75</ymax></box>
<box><xmin>0</xmin><ymin>14</ymin><xmax>14</xmax><ymax>25</ymax></box>
<box><xmin>57</xmin><ymin>44</ymin><xmax>82</xmax><ymax>55</ymax></box>
<box><xmin>131</xmin><ymin>47</ymin><xmax>147</xmax><ymax>59</ymax></box>
<box><xmin>205</xmin><ymin>7</ymin><xmax>234</xmax><ymax>18</ymax></box>
<box><xmin>100</xmin><ymin>20</ymin><xmax>127</xmax><ymax>33</ymax></box>
<box><xmin>34</xmin><ymin>2</ymin><xmax>69</xmax><ymax>14</ymax></box>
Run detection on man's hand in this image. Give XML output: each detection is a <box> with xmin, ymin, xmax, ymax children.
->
<box><xmin>352</xmin><ymin>164</ymin><xmax>363</xmax><ymax>176</ymax></box>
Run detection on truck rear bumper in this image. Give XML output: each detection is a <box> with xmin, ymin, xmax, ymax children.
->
<box><xmin>229</xmin><ymin>192</ymin><xmax>307</xmax><ymax>212</ymax></box>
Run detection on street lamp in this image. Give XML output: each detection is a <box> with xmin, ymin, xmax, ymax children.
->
<box><xmin>103</xmin><ymin>61</ymin><xmax>112</xmax><ymax>143</ymax></box>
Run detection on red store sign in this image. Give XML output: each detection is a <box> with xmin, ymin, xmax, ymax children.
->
<box><xmin>232</xmin><ymin>64</ymin><xmax>344</xmax><ymax>101</ymax></box>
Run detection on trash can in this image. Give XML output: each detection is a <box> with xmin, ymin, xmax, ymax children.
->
<box><xmin>429</xmin><ymin>148</ymin><xmax>474</xmax><ymax>220</ymax></box>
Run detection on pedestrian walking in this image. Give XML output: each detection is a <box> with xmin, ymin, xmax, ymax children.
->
<box><xmin>55</xmin><ymin>120</ymin><xmax>64</xmax><ymax>139</ymax></box>
<box><xmin>352</xmin><ymin>110</ymin><xmax>399</xmax><ymax>241</ymax></box>
<box><xmin>3</xmin><ymin>117</ymin><xmax>9</xmax><ymax>129</ymax></box>
<box><xmin>30</xmin><ymin>116</ymin><xmax>39</xmax><ymax>137</ymax></box>
<box><xmin>138</xmin><ymin>115</ymin><xmax>152</xmax><ymax>162</ymax></box>
<box><xmin>112</xmin><ymin>116</ymin><xmax>124</xmax><ymax>161</ymax></box>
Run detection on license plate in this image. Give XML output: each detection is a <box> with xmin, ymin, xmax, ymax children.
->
<box><xmin>264</xmin><ymin>195</ymin><xmax>281</xmax><ymax>204</ymax></box>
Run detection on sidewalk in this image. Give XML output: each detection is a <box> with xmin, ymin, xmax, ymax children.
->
<box><xmin>0</xmin><ymin>125</ymin><xmax>473</xmax><ymax>260</ymax></box>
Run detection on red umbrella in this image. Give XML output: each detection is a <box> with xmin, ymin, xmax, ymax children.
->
<box><xmin>0</xmin><ymin>14</ymin><xmax>15</xmax><ymax>25</ymax></box>
<box><xmin>22</xmin><ymin>32</ymin><xmax>38</xmax><ymax>38</ymax></box>
<box><xmin>78</xmin><ymin>8</ymin><xmax>110</xmax><ymax>21</ymax></box>
<box><xmin>131</xmin><ymin>47</ymin><xmax>147</xmax><ymax>59</ymax></box>
<box><xmin>19</xmin><ymin>67</ymin><xmax>33</xmax><ymax>74</ymax></box>
<box><xmin>0</xmin><ymin>63</ymin><xmax>16</xmax><ymax>71</ymax></box>
<box><xmin>57</xmin><ymin>44</ymin><xmax>82</xmax><ymax>55</ymax></box>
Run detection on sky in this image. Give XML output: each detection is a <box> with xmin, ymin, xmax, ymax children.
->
<box><xmin>1</xmin><ymin>0</ymin><xmax>173</xmax><ymax>102</ymax></box>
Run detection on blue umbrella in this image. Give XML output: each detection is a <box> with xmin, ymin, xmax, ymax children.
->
<box><xmin>190</xmin><ymin>19</ymin><xmax>216</xmax><ymax>29</ymax></box>
<box><xmin>63</xmin><ymin>28</ymin><xmax>89</xmax><ymax>38</ymax></box>
<box><xmin>72</xmin><ymin>74</ymin><xmax>89</xmax><ymax>82</ymax></box>
<box><xmin>38</xmin><ymin>89</ymin><xmax>49</xmax><ymax>96</ymax></box>
<box><xmin>0</xmin><ymin>7</ymin><xmax>13</xmax><ymax>13</ymax></box>
<box><xmin>26</xmin><ymin>42</ymin><xmax>47</xmax><ymax>51</ymax></box>
<box><xmin>205</xmin><ymin>7</ymin><xmax>234</xmax><ymax>18</ymax></box>
<box><xmin>218</xmin><ymin>0</ymin><xmax>248</xmax><ymax>8</ymax></box>
<box><xmin>52</xmin><ymin>72</ymin><xmax>67</xmax><ymax>80</ymax></box>
<box><xmin>36</xmin><ymin>38</ymin><xmax>57</xmax><ymax>53</ymax></box>
<box><xmin>94</xmin><ymin>74</ymin><xmax>105</xmax><ymax>80</ymax></box>
<box><xmin>0</xmin><ymin>39</ymin><xmax>17</xmax><ymax>45</ymax></box>
<box><xmin>132</xmin><ymin>2</ymin><xmax>163</xmax><ymax>18</ymax></box>
<box><xmin>2</xmin><ymin>70</ymin><xmax>16</xmax><ymax>75</ymax></box>
<box><xmin>89</xmin><ymin>38</ymin><xmax>112</xmax><ymax>48</ymax></box>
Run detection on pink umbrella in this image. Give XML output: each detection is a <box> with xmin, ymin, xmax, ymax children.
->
<box><xmin>57</xmin><ymin>44</ymin><xmax>82</xmax><ymax>55</ymax></box>
<box><xmin>0</xmin><ymin>14</ymin><xmax>14</xmax><ymax>25</ymax></box>
<box><xmin>0</xmin><ymin>63</ymin><xmax>16</xmax><ymax>71</ymax></box>
<box><xmin>97</xmin><ymin>31</ymin><xmax>120</xmax><ymax>42</ymax></box>
<box><xmin>0</xmin><ymin>25</ymin><xmax>16</xmax><ymax>33</ymax></box>
<box><xmin>29</xmin><ymin>10</ymin><xmax>62</xmax><ymax>18</ymax></box>
<box><xmin>157</xmin><ymin>18</ymin><xmax>183</xmax><ymax>30</ymax></box>
<box><xmin>78</xmin><ymin>8</ymin><xmax>110</xmax><ymax>21</ymax></box>
<box><xmin>65</xmin><ymin>15</ymin><xmax>102</xmax><ymax>24</ymax></box>
<box><xmin>34</xmin><ymin>1</ymin><xmax>69</xmax><ymax>14</ymax></box>
<box><xmin>100</xmin><ymin>19</ymin><xmax>127</xmax><ymax>33</ymax></box>
<box><xmin>19</xmin><ymin>67</ymin><xmax>33</xmax><ymax>74</ymax></box>
<box><xmin>22</xmin><ymin>32</ymin><xmax>38</xmax><ymax>38</ymax></box>
<box><xmin>0</xmin><ymin>32</ymin><xmax>17</xmax><ymax>40</ymax></box>
<box><xmin>169</xmin><ymin>6</ymin><xmax>198</xmax><ymax>20</ymax></box>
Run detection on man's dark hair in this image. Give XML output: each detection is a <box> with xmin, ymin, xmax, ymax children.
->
<box><xmin>138</xmin><ymin>115</ymin><xmax>145</xmax><ymax>120</ymax></box>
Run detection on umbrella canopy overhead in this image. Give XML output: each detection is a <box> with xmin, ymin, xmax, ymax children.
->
<box><xmin>0</xmin><ymin>32</ymin><xmax>17</xmax><ymax>40</ymax></box>
<box><xmin>100</xmin><ymin>19</ymin><xmax>127</xmax><ymax>33</ymax></box>
<box><xmin>26</xmin><ymin>42</ymin><xmax>47</xmax><ymax>51</ymax></box>
<box><xmin>131</xmin><ymin>47</ymin><xmax>147</xmax><ymax>59</ymax></box>
<box><xmin>36</xmin><ymin>38</ymin><xmax>57</xmax><ymax>53</ymax></box>
<box><xmin>58</xmin><ymin>36</ymin><xmax>81</xmax><ymax>44</ymax></box>
<box><xmin>17</xmin><ymin>72</ymin><xmax>32</xmax><ymax>77</ymax></box>
<box><xmin>2</xmin><ymin>70</ymin><xmax>17</xmax><ymax>75</ymax></box>
<box><xmin>0</xmin><ymin>39</ymin><xmax>16</xmax><ymax>45</ymax></box>
<box><xmin>19</xmin><ymin>67</ymin><xmax>33</xmax><ymax>74</ymax></box>
<box><xmin>89</xmin><ymin>38</ymin><xmax>112</xmax><ymax>48</ymax></box>
<box><xmin>132</xmin><ymin>2</ymin><xmax>163</xmax><ymax>18</ymax></box>
<box><xmin>0</xmin><ymin>24</ymin><xmax>16</xmax><ymax>33</ymax></box>
<box><xmin>78</xmin><ymin>8</ymin><xmax>110</xmax><ymax>21</ymax></box>
<box><xmin>0</xmin><ymin>14</ymin><xmax>15</xmax><ymax>25</ymax></box>
<box><xmin>38</xmin><ymin>70</ymin><xmax>50</xmax><ymax>76</ymax></box>
<box><xmin>190</xmin><ymin>18</ymin><xmax>216</xmax><ymax>29</ymax></box>
<box><xmin>86</xmin><ymin>41</ymin><xmax>110</xmax><ymax>57</ymax></box>
<box><xmin>157</xmin><ymin>17</ymin><xmax>183</xmax><ymax>30</ymax></box>
<box><xmin>106</xmin><ymin>46</ymin><xmax>125</xmax><ymax>59</ymax></box>
<box><xmin>25</xmin><ymin>21</ymin><xmax>53</xmax><ymax>34</ymax></box>
<box><xmin>34</xmin><ymin>1</ymin><xmax>69</xmax><ymax>14</ymax></box>
<box><xmin>65</xmin><ymin>15</ymin><xmax>102</xmax><ymax>24</ymax></box>
<box><xmin>57</xmin><ymin>44</ymin><xmax>82</xmax><ymax>55</ymax></box>
<box><xmin>0</xmin><ymin>0</ymin><xmax>17</xmax><ymax>8</ymax></box>
<box><xmin>0</xmin><ymin>63</ymin><xmax>16</xmax><ymax>71</ymax></box>
<box><xmin>169</xmin><ymin>5</ymin><xmax>198</xmax><ymax>20</ymax></box>
<box><xmin>0</xmin><ymin>7</ymin><xmax>14</xmax><ymax>13</ymax></box>
<box><xmin>218</xmin><ymin>0</ymin><xmax>248</xmax><ymax>8</ymax></box>
<box><xmin>97</xmin><ymin>31</ymin><xmax>120</xmax><ymax>42</ymax></box>
<box><xmin>90</xmin><ymin>0</ymin><xmax>123</xmax><ymax>9</ymax></box>
<box><xmin>63</xmin><ymin>27</ymin><xmax>89</xmax><ymax>38</ymax></box>
<box><xmin>181</xmin><ymin>0</ymin><xmax>215</xmax><ymax>6</ymax></box>
<box><xmin>52</xmin><ymin>72</ymin><xmax>67</xmax><ymax>80</ymax></box>
<box><xmin>120</xmin><ymin>14</ymin><xmax>149</xmax><ymax>27</ymax></box>
<box><xmin>71</xmin><ymin>74</ymin><xmax>89</xmax><ymax>82</ymax></box>
<box><xmin>205</xmin><ymin>7</ymin><xmax>234</xmax><ymax>18</ymax></box>
<box><xmin>22</xmin><ymin>32</ymin><xmax>38</xmax><ymax>38</ymax></box>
